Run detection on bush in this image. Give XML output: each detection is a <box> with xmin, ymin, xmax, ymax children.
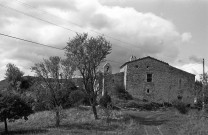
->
<box><xmin>99</xmin><ymin>94</ymin><xmax>112</xmax><ymax>108</ymax></box>
<box><xmin>194</xmin><ymin>97</ymin><xmax>208</xmax><ymax>111</ymax></box>
<box><xmin>67</xmin><ymin>89</ymin><xmax>86</xmax><ymax>107</ymax></box>
<box><xmin>0</xmin><ymin>91</ymin><xmax>34</xmax><ymax>133</ymax></box>
<box><xmin>163</xmin><ymin>102</ymin><xmax>172</xmax><ymax>107</ymax></box>
<box><xmin>33</xmin><ymin>102</ymin><xmax>48</xmax><ymax>112</ymax></box>
<box><xmin>172</xmin><ymin>100</ymin><xmax>189</xmax><ymax>114</ymax></box>
<box><xmin>124</xmin><ymin>100</ymin><xmax>141</xmax><ymax>108</ymax></box>
<box><xmin>142</xmin><ymin>99</ymin><xmax>148</xmax><ymax>102</ymax></box>
<box><xmin>141</xmin><ymin>102</ymin><xmax>162</xmax><ymax>111</ymax></box>
<box><xmin>114</xmin><ymin>85</ymin><xmax>133</xmax><ymax>100</ymax></box>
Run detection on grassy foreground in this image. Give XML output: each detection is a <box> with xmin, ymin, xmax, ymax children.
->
<box><xmin>0</xmin><ymin>107</ymin><xmax>208</xmax><ymax>135</ymax></box>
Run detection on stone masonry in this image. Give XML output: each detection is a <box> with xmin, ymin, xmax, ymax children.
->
<box><xmin>103</xmin><ymin>56</ymin><xmax>195</xmax><ymax>104</ymax></box>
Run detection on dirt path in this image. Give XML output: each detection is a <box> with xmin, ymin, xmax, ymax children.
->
<box><xmin>124</xmin><ymin>110</ymin><xmax>175</xmax><ymax>135</ymax></box>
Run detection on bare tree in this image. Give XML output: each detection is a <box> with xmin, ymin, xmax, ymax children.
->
<box><xmin>31</xmin><ymin>56</ymin><xmax>75</xmax><ymax>126</ymax></box>
<box><xmin>65</xmin><ymin>33</ymin><xmax>112</xmax><ymax>119</ymax></box>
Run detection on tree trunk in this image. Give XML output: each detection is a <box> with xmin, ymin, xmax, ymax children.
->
<box><xmin>92</xmin><ymin>104</ymin><xmax>98</xmax><ymax>119</ymax></box>
<box><xmin>4</xmin><ymin>118</ymin><xmax>8</xmax><ymax>133</ymax></box>
<box><xmin>55</xmin><ymin>111</ymin><xmax>60</xmax><ymax>127</ymax></box>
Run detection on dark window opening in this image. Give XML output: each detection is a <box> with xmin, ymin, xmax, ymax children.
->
<box><xmin>177</xmin><ymin>95</ymin><xmax>182</xmax><ymax>100</ymax></box>
<box><xmin>147</xmin><ymin>66</ymin><xmax>149</xmax><ymax>69</ymax></box>
<box><xmin>179</xmin><ymin>79</ymin><xmax>182</xmax><ymax>89</ymax></box>
<box><xmin>112</xmin><ymin>79</ymin><xmax>114</xmax><ymax>83</ymax></box>
<box><xmin>147</xmin><ymin>74</ymin><xmax>152</xmax><ymax>82</ymax></box>
<box><xmin>146</xmin><ymin>89</ymin><xmax>150</xmax><ymax>94</ymax></box>
<box><xmin>135</xmin><ymin>65</ymin><xmax>138</xmax><ymax>68</ymax></box>
<box><xmin>106</xmin><ymin>66</ymin><xmax>109</xmax><ymax>72</ymax></box>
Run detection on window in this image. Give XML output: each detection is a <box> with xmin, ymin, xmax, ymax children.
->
<box><xmin>179</xmin><ymin>79</ymin><xmax>182</xmax><ymax>89</ymax></box>
<box><xmin>135</xmin><ymin>65</ymin><xmax>138</xmax><ymax>68</ymax></box>
<box><xmin>147</xmin><ymin>74</ymin><xmax>152</xmax><ymax>82</ymax></box>
<box><xmin>146</xmin><ymin>89</ymin><xmax>150</xmax><ymax>94</ymax></box>
<box><xmin>147</xmin><ymin>66</ymin><xmax>149</xmax><ymax>69</ymax></box>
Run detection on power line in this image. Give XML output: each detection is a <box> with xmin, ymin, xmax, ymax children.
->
<box><xmin>0</xmin><ymin>32</ymin><xmax>201</xmax><ymax>77</ymax></box>
<box><xmin>0</xmin><ymin>32</ymin><xmax>202</xmax><ymax>72</ymax></box>
<box><xmin>0</xmin><ymin>33</ymin><xmax>64</xmax><ymax>50</ymax></box>
<box><xmin>0</xmin><ymin>3</ymin><xmax>81</xmax><ymax>34</ymax></box>
<box><xmin>13</xmin><ymin>0</ymin><xmax>138</xmax><ymax>47</ymax></box>
<box><xmin>0</xmin><ymin>1</ymin><xmax>202</xmax><ymax>67</ymax></box>
<box><xmin>0</xmin><ymin>2</ymin><xmax>134</xmax><ymax>51</ymax></box>
<box><xmin>0</xmin><ymin>32</ymin><xmax>123</xmax><ymax>65</ymax></box>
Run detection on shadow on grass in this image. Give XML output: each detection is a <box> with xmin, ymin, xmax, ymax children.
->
<box><xmin>49</xmin><ymin>122</ymin><xmax>119</xmax><ymax>132</ymax></box>
<box><xmin>0</xmin><ymin>129</ymin><xmax>48</xmax><ymax>135</ymax></box>
<box><xmin>128</xmin><ymin>115</ymin><xmax>169</xmax><ymax>126</ymax></box>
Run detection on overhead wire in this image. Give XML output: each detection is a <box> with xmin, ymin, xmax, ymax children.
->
<box><xmin>0</xmin><ymin>32</ymin><xmax>123</xmax><ymax>65</ymax></box>
<box><xmin>0</xmin><ymin>0</ymin><xmax>134</xmax><ymax>51</ymax></box>
<box><xmin>0</xmin><ymin>33</ymin><xmax>64</xmax><ymax>50</ymax></box>
<box><xmin>13</xmin><ymin>0</ymin><xmax>138</xmax><ymax>47</ymax></box>
<box><xmin>0</xmin><ymin>32</ymin><xmax>202</xmax><ymax>76</ymax></box>
<box><xmin>0</xmin><ymin>3</ymin><xmax>82</xmax><ymax>34</ymax></box>
<box><xmin>0</xmin><ymin>0</ymin><xmax>203</xmax><ymax>72</ymax></box>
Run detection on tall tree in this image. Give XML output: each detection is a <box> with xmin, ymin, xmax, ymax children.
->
<box><xmin>65</xmin><ymin>33</ymin><xmax>112</xmax><ymax>119</ymax></box>
<box><xmin>5</xmin><ymin>63</ymin><xmax>24</xmax><ymax>90</ymax></box>
<box><xmin>31</xmin><ymin>56</ymin><xmax>75</xmax><ymax>126</ymax></box>
<box><xmin>0</xmin><ymin>91</ymin><xmax>33</xmax><ymax>133</ymax></box>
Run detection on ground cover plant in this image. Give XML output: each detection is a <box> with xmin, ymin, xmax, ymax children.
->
<box><xmin>1</xmin><ymin>105</ymin><xmax>207</xmax><ymax>135</ymax></box>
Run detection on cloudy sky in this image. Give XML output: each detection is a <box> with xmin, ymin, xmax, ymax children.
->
<box><xmin>0</xmin><ymin>0</ymin><xmax>207</xmax><ymax>80</ymax></box>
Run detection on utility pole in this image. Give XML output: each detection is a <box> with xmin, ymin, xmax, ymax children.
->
<box><xmin>202</xmin><ymin>58</ymin><xmax>205</xmax><ymax>112</ymax></box>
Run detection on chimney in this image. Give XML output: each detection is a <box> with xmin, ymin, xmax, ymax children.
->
<box><xmin>130</xmin><ymin>55</ymin><xmax>136</xmax><ymax>61</ymax></box>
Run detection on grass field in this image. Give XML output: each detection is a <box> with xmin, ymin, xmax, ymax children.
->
<box><xmin>0</xmin><ymin>107</ymin><xmax>208</xmax><ymax>135</ymax></box>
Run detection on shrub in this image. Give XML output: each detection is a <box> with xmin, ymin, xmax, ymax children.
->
<box><xmin>124</xmin><ymin>100</ymin><xmax>141</xmax><ymax>108</ymax></box>
<box><xmin>0</xmin><ymin>91</ymin><xmax>33</xmax><ymax>133</ymax></box>
<box><xmin>142</xmin><ymin>99</ymin><xmax>148</xmax><ymax>102</ymax></box>
<box><xmin>99</xmin><ymin>94</ymin><xmax>112</xmax><ymax>108</ymax></box>
<box><xmin>172</xmin><ymin>100</ymin><xmax>189</xmax><ymax>114</ymax></box>
<box><xmin>163</xmin><ymin>102</ymin><xmax>172</xmax><ymax>107</ymax></box>
<box><xmin>194</xmin><ymin>97</ymin><xmax>208</xmax><ymax>111</ymax></box>
<box><xmin>114</xmin><ymin>85</ymin><xmax>133</xmax><ymax>100</ymax></box>
<box><xmin>140</xmin><ymin>102</ymin><xmax>162</xmax><ymax>111</ymax></box>
<box><xmin>67</xmin><ymin>89</ymin><xmax>86</xmax><ymax>107</ymax></box>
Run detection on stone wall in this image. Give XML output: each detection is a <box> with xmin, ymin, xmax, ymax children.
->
<box><xmin>124</xmin><ymin>57</ymin><xmax>195</xmax><ymax>104</ymax></box>
<box><xmin>104</xmin><ymin>72</ymin><xmax>124</xmax><ymax>95</ymax></box>
<box><xmin>71</xmin><ymin>57</ymin><xmax>195</xmax><ymax>105</ymax></box>
<box><xmin>169</xmin><ymin>66</ymin><xmax>195</xmax><ymax>104</ymax></box>
<box><xmin>125</xmin><ymin>58</ymin><xmax>170</xmax><ymax>103</ymax></box>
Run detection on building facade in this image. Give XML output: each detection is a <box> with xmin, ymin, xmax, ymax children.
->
<box><xmin>104</xmin><ymin>56</ymin><xmax>195</xmax><ymax>104</ymax></box>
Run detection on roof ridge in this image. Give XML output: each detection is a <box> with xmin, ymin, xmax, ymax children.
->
<box><xmin>120</xmin><ymin>56</ymin><xmax>169</xmax><ymax>68</ymax></box>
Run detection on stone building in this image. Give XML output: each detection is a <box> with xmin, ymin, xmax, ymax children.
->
<box><xmin>103</xmin><ymin>56</ymin><xmax>195</xmax><ymax>104</ymax></box>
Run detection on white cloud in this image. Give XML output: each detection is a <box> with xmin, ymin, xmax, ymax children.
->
<box><xmin>181</xmin><ymin>32</ymin><xmax>192</xmax><ymax>42</ymax></box>
<box><xmin>0</xmin><ymin>0</ymin><xmax>193</xmax><ymax>80</ymax></box>
<box><xmin>177</xmin><ymin>63</ymin><xmax>208</xmax><ymax>80</ymax></box>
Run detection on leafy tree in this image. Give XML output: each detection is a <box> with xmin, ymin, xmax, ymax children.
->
<box><xmin>200</xmin><ymin>72</ymin><xmax>208</xmax><ymax>84</ymax></box>
<box><xmin>5</xmin><ymin>63</ymin><xmax>24</xmax><ymax>90</ymax></box>
<box><xmin>194</xmin><ymin>80</ymin><xmax>203</xmax><ymax>97</ymax></box>
<box><xmin>65</xmin><ymin>33</ymin><xmax>112</xmax><ymax>119</ymax></box>
<box><xmin>0</xmin><ymin>91</ymin><xmax>33</xmax><ymax>133</ymax></box>
<box><xmin>31</xmin><ymin>56</ymin><xmax>76</xmax><ymax>126</ymax></box>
